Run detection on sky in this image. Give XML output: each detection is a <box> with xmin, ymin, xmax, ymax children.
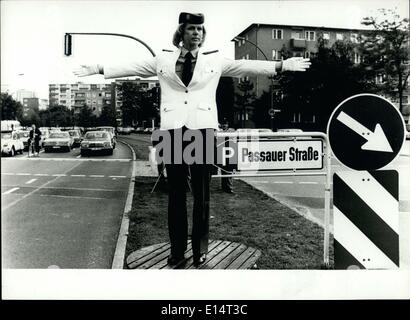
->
<box><xmin>1</xmin><ymin>0</ymin><xmax>409</xmax><ymax>100</ymax></box>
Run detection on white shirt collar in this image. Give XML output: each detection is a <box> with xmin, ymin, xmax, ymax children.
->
<box><xmin>181</xmin><ymin>46</ymin><xmax>199</xmax><ymax>58</ymax></box>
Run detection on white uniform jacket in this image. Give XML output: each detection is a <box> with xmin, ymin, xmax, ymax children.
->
<box><xmin>104</xmin><ymin>47</ymin><xmax>279</xmax><ymax>130</ymax></box>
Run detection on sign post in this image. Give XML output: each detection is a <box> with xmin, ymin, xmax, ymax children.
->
<box><xmin>327</xmin><ymin>93</ymin><xmax>406</xmax><ymax>269</ymax></box>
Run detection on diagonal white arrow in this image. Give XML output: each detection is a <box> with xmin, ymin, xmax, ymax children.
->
<box><xmin>336</xmin><ymin>111</ymin><xmax>393</xmax><ymax>153</ymax></box>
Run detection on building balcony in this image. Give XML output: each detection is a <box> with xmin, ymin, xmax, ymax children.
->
<box><xmin>290</xmin><ymin>38</ymin><xmax>306</xmax><ymax>49</ymax></box>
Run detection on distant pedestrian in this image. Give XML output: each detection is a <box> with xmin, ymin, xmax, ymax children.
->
<box><xmin>28</xmin><ymin>124</ymin><xmax>41</xmax><ymax>157</ymax></box>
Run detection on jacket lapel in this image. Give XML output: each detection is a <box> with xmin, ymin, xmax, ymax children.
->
<box><xmin>168</xmin><ymin>48</ymin><xmax>186</xmax><ymax>88</ymax></box>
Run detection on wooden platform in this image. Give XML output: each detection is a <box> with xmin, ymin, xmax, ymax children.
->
<box><xmin>126</xmin><ymin>240</ymin><xmax>261</xmax><ymax>269</ymax></box>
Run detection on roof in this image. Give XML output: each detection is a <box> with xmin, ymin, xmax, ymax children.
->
<box><xmin>233</xmin><ymin>23</ymin><xmax>370</xmax><ymax>40</ymax></box>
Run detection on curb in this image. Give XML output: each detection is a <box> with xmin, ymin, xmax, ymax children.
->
<box><xmin>111</xmin><ymin>139</ymin><xmax>136</xmax><ymax>269</ymax></box>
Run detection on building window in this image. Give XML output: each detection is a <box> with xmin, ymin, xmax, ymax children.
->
<box><xmin>272</xmin><ymin>49</ymin><xmax>281</xmax><ymax>60</ymax></box>
<box><xmin>322</xmin><ymin>32</ymin><xmax>330</xmax><ymax>40</ymax></box>
<box><xmin>350</xmin><ymin>33</ymin><xmax>359</xmax><ymax>43</ymax></box>
<box><xmin>305</xmin><ymin>31</ymin><xmax>315</xmax><ymax>41</ymax></box>
<box><xmin>291</xmin><ymin>29</ymin><xmax>304</xmax><ymax>39</ymax></box>
<box><xmin>376</xmin><ymin>74</ymin><xmax>386</xmax><ymax>84</ymax></box>
<box><xmin>354</xmin><ymin>52</ymin><xmax>362</xmax><ymax>64</ymax></box>
<box><xmin>403</xmin><ymin>96</ymin><xmax>409</xmax><ymax>104</ymax></box>
<box><xmin>304</xmin><ymin>51</ymin><xmax>312</xmax><ymax>58</ymax></box>
<box><xmin>336</xmin><ymin>33</ymin><xmax>344</xmax><ymax>41</ymax></box>
<box><xmin>272</xmin><ymin>29</ymin><xmax>283</xmax><ymax>39</ymax></box>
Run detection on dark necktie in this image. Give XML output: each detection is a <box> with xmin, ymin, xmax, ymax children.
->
<box><xmin>181</xmin><ymin>52</ymin><xmax>193</xmax><ymax>87</ymax></box>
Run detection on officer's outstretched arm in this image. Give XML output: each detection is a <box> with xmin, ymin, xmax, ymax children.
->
<box><xmin>73</xmin><ymin>64</ymin><xmax>104</xmax><ymax>77</ymax></box>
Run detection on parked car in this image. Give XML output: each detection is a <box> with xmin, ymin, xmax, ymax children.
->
<box><xmin>80</xmin><ymin>131</ymin><xmax>114</xmax><ymax>156</ymax></box>
<box><xmin>68</xmin><ymin>129</ymin><xmax>82</xmax><ymax>147</ymax></box>
<box><xmin>39</xmin><ymin>128</ymin><xmax>50</xmax><ymax>147</ymax></box>
<box><xmin>43</xmin><ymin>131</ymin><xmax>73</xmax><ymax>152</ymax></box>
<box><xmin>135</xmin><ymin>127</ymin><xmax>144</xmax><ymax>133</ymax></box>
<box><xmin>122</xmin><ymin>126</ymin><xmax>133</xmax><ymax>135</ymax></box>
<box><xmin>95</xmin><ymin>126</ymin><xmax>116</xmax><ymax>148</ymax></box>
<box><xmin>15</xmin><ymin>130</ymin><xmax>31</xmax><ymax>151</ymax></box>
<box><xmin>1</xmin><ymin>131</ymin><xmax>24</xmax><ymax>156</ymax></box>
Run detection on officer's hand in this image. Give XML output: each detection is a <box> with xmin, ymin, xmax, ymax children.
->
<box><xmin>282</xmin><ymin>57</ymin><xmax>311</xmax><ymax>72</ymax></box>
<box><xmin>73</xmin><ymin>64</ymin><xmax>101</xmax><ymax>77</ymax></box>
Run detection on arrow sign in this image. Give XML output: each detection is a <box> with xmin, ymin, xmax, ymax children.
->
<box><xmin>336</xmin><ymin>111</ymin><xmax>393</xmax><ymax>153</ymax></box>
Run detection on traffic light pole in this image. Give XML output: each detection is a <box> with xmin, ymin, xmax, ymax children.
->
<box><xmin>64</xmin><ymin>32</ymin><xmax>156</xmax><ymax>57</ymax></box>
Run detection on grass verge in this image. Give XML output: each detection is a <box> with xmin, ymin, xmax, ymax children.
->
<box><xmin>125</xmin><ymin>176</ymin><xmax>334</xmax><ymax>269</ymax></box>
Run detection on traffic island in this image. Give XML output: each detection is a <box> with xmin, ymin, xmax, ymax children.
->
<box><xmin>125</xmin><ymin>176</ymin><xmax>334</xmax><ymax>269</ymax></box>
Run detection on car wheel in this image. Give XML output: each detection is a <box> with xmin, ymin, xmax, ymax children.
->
<box><xmin>80</xmin><ymin>150</ymin><xmax>87</xmax><ymax>157</ymax></box>
<box><xmin>44</xmin><ymin>148</ymin><xmax>50</xmax><ymax>153</ymax></box>
<box><xmin>66</xmin><ymin>146</ymin><xmax>71</xmax><ymax>152</ymax></box>
<box><xmin>108</xmin><ymin>149</ymin><xmax>113</xmax><ymax>155</ymax></box>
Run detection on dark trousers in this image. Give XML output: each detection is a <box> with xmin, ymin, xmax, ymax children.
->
<box><xmin>160</xmin><ymin>127</ymin><xmax>213</xmax><ymax>259</ymax></box>
<box><xmin>166</xmin><ymin>163</ymin><xmax>211</xmax><ymax>259</ymax></box>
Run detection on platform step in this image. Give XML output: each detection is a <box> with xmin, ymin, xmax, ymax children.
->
<box><xmin>126</xmin><ymin>240</ymin><xmax>261</xmax><ymax>269</ymax></box>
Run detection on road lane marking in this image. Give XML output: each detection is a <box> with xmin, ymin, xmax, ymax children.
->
<box><xmin>273</xmin><ymin>181</ymin><xmax>293</xmax><ymax>184</ymax></box>
<box><xmin>2</xmin><ymin>173</ymin><xmax>15</xmax><ymax>175</ymax></box>
<box><xmin>26</xmin><ymin>179</ymin><xmax>37</xmax><ymax>184</ymax></box>
<box><xmin>2</xmin><ymin>161</ymin><xmax>84</xmax><ymax>212</ymax></box>
<box><xmin>109</xmin><ymin>175</ymin><xmax>127</xmax><ymax>178</ymax></box>
<box><xmin>299</xmin><ymin>182</ymin><xmax>319</xmax><ymax>185</ymax></box>
<box><xmin>3</xmin><ymin>187</ymin><xmax>20</xmax><ymax>194</ymax></box>
<box><xmin>70</xmin><ymin>174</ymin><xmax>86</xmax><ymax>177</ymax></box>
<box><xmin>34</xmin><ymin>173</ymin><xmax>49</xmax><ymax>176</ymax></box>
<box><xmin>89</xmin><ymin>175</ymin><xmax>105</xmax><ymax>178</ymax></box>
<box><xmin>38</xmin><ymin>194</ymin><xmax>113</xmax><ymax>200</ymax></box>
<box><xmin>52</xmin><ymin>174</ymin><xmax>67</xmax><ymax>177</ymax></box>
<box><xmin>16</xmin><ymin>173</ymin><xmax>30</xmax><ymax>176</ymax></box>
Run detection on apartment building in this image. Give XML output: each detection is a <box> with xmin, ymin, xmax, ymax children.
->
<box><xmin>232</xmin><ymin>23</ymin><xmax>410</xmax><ymax>127</ymax></box>
<box><xmin>22</xmin><ymin>97</ymin><xmax>39</xmax><ymax>118</ymax></box>
<box><xmin>49</xmin><ymin>82</ymin><xmax>112</xmax><ymax>116</ymax></box>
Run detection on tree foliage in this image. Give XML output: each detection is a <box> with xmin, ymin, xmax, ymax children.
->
<box><xmin>117</xmin><ymin>82</ymin><xmax>142</xmax><ymax>126</ymax></box>
<box><xmin>360</xmin><ymin>8</ymin><xmax>409</xmax><ymax>112</ymax></box>
<box><xmin>276</xmin><ymin>38</ymin><xmax>372</xmax><ymax>131</ymax></box>
<box><xmin>1</xmin><ymin>93</ymin><xmax>23</xmax><ymax>121</ymax></box>
<box><xmin>235</xmin><ymin>79</ymin><xmax>256</xmax><ymax>127</ymax></box>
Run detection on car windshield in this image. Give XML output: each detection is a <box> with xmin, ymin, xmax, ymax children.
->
<box><xmin>85</xmin><ymin>132</ymin><xmax>108</xmax><ymax>140</ymax></box>
<box><xmin>68</xmin><ymin>131</ymin><xmax>80</xmax><ymax>137</ymax></box>
<box><xmin>49</xmin><ymin>132</ymin><xmax>69</xmax><ymax>138</ymax></box>
<box><xmin>17</xmin><ymin>131</ymin><xmax>30</xmax><ymax>138</ymax></box>
<box><xmin>1</xmin><ymin>132</ymin><xmax>13</xmax><ymax>139</ymax></box>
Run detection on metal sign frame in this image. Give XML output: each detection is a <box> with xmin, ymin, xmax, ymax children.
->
<box><xmin>213</xmin><ymin>131</ymin><xmax>332</xmax><ymax>267</ymax></box>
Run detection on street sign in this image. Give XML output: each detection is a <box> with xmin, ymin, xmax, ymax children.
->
<box><xmin>334</xmin><ymin>170</ymin><xmax>399</xmax><ymax>269</ymax></box>
<box><xmin>327</xmin><ymin>94</ymin><xmax>406</xmax><ymax>171</ymax></box>
<box><xmin>237</xmin><ymin>139</ymin><xmax>323</xmax><ymax>171</ymax></box>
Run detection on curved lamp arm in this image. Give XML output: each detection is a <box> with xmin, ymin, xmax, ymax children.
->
<box><xmin>64</xmin><ymin>32</ymin><xmax>156</xmax><ymax>57</ymax></box>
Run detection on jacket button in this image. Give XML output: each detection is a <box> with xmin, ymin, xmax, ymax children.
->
<box><xmin>185</xmin><ymin>90</ymin><xmax>188</xmax><ymax>93</ymax></box>
<box><xmin>164</xmin><ymin>108</ymin><xmax>167</xmax><ymax>111</ymax></box>
<box><xmin>184</xmin><ymin>101</ymin><xmax>187</xmax><ymax>104</ymax></box>
<box><xmin>208</xmin><ymin>108</ymin><xmax>211</xmax><ymax>110</ymax></box>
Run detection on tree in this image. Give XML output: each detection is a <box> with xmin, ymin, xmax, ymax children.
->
<box><xmin>234</xmin><ymin>79</ymin><xmax>256</xmax><ymax>128</ymax></box>
<box><xmin>99</xmin><ymin>104</ymin><xmax>117</xmax><ymax>127</ymax></box>
<box><xmin>76</xmin><ymin>104</ymin><xmax>97</xmax><ymax>128</ymax></box>
<box><xmin>48</xmin><ymin>105</ymin><xmax>73</xmax><ymax>127</ymax></box>
<box><xmin>278</xmin><ymin>37</ymin><xmax>372</xmax><ymax>131</ymax></box>
<box><xmin>117</xmin><ymin>82</ymin><xmax>143</xmax><ymax>126</ymax></box>
<box><xmin>1</xmin><ymin>93</ymin><xmax>23</xmax><ymax>121</ymax></box>
<box><xmin>360</xmin><ymin>9</ymin><xmax>409</xmax><ymax>113</ymax></box>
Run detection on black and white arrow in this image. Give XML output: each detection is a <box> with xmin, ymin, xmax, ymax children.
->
<box><xmin>336</xmin><ymin>111</ymin><xmax>393</xmax><ymax>152</ymax></box>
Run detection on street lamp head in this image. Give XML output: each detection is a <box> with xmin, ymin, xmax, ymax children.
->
<box><xmin>231</xmin><ymin>36</ymin><xmax>245</xmax><ymax>43</ymax></box>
